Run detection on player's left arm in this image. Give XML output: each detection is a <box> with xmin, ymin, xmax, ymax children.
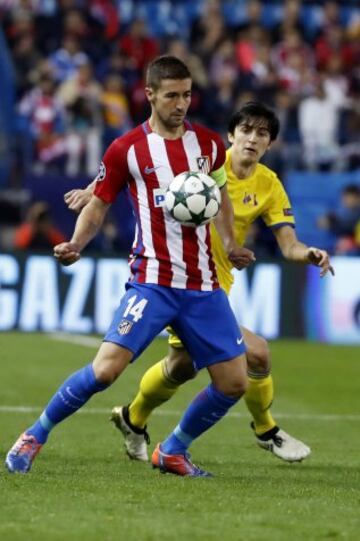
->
<box><xmin>211</xmin><ymin>166</ymin><xmax>255</xmax><ymax>269</ymax></box>
<box><xmin>274</xmin><ymin>225</ymin><xmax>335</xmax><ymax>277</ymax></box>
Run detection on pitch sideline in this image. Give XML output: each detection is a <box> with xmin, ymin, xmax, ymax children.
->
<box><xmin>0</xmin><ymin>405</ymin><xmax>359</xmax><ymax>422</ymax></box>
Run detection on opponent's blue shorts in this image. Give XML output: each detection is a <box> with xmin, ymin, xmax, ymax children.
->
<box><xmin>103</xmin><ymin>282</ymin><xmax>246</xmax><ymax>370</ymax></box>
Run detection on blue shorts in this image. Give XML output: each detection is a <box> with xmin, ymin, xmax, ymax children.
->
<box><xmin>104</xmin><ymin>283</ymin><xmax>246</xmax><ymax>370</ymax></box>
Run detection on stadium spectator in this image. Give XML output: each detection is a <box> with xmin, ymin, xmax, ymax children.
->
<box><xmin>166</xmin><ymin>38</ymin><xmax>208</xmax><ymax>91</ymax></box>
<box><xmin>204</xmin><ymin>60</ymin><xmax>238</xmax><ymax>136</ymax></box>
<box><xmin>2</xmin><ymin>0</ymin><xmax>360</xmax><ymax>196</ymax></box>
<box><xmin>318</xmin><ymin>184</ymin><xmax>360</xmax><ymax>254</ymax></box>
<box><xmin>118</xmin><ymin>19</ymin><xmax>159</xmax><ymax>75</ymax></box>
<box><xmin>48</xmin><ymin>36</ymin><xmax>89</xmax><ymax>84</ymax></box>
<box><xmin>261</xmin><ymin>90</ymin><xmax>301</xmax><ymax>175</ymax></box>
<box><xmin>271</xmin><ymin>0</ymin><xmax>306</xmax><ymax>43</ymax></box>
<box><xmin>235</xmin><ymin>0</ymin><xmax>264</xmax><ymax>34</ymax></box>
<box><xmin>314</xmin><ymin>24</ymin><xmax>356</xmax><ymax>73</ymax></box>
<box><xmin>272</xmin><ymin>28</ymin><xmax>314</xmax><ymax>73</ymax></box>
<box><xmin>235</xmin><ymin>25</ymin><xmax>268</xmax><ymax>75</ymax></box>
<box><xmin>101</xmin><ymin>73</ymin><xmax>132</xmax><ymax>147</ymax></box>
<box><xmin>88</xmin><ymin>0</ymin><xmax>120</xmax><ymax>43</ymax></box>
<box><xmin>3</xmin><ymin>8</ymin><xmax>35</xmax><ymax>52</ymax></box>
<box><xmin>17</xmin><ymin>73</ymin><xmax>67</xmax><ymax>173</ymax></box>
<box><xmin>298</xmin><ymin>75</ymin><xmax>340</xmax><ymax>170</ymax></box>
<box><xmin>190</xmin><ymin>0</ymin><xmax>227</xmax><ymax>63</ymax></box>
<box><xmin>14</xmin><ymin>201</ymin><xmax>66</xmax><ymax>250</ymax></box>
<box><xmin>57</xmin><ymin>62</ymin><xmax>103</xmax><ymax>176</ymax></box>
<box><xmin>11</xmin><ymin>33</ymin><xmax>41</xmax><ymax>98</ymax></box>
<box><xmin>166</xmin><ymin>38</ymin><xmax>208</xmax><ymax>120</ymax></box>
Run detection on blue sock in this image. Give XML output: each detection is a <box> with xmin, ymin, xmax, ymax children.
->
<box><xmin>161</xmin><ymin>383</ymin><xmax>239</xmax><ymax>455</ymax></box>
<box><xmin>26</xmin><ymin>363</ymin><xmax>108</xmax><ymax>444</ymax></box>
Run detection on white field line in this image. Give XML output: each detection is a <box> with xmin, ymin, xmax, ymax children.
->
<box><xmin>0</xmin><ymin>405</ymin><xmax>359</xmax><ymax>422</ymax></box>
<box><xmin>49</xmin><ymin>333</ymin><xmax>101</xmax><ymax>347</ymax></box>
<box><xmin>43</xmin><ymin>334</ymin><xmax>360</xmax><ymax>422</ymax></box>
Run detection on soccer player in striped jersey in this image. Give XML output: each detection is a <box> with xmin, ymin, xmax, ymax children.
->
<box><xmin>107</xmin><ymin>102</ymin><xmax>334</xmax><ymax>465</ymax></box>
<box><xmin>64</xmin><ymin>102</ymin><xmax>334</xmax><ymax>467</ymax></box>
<box><xmin>5</xmin><ymin>56</ymin><xmax>255</xmax><ymax>477</ymax></box>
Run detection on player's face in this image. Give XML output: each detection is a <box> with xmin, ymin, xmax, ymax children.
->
<box><xmin>228</xmin><ymin>117</ymin><xmax>272</xmax><ymax>165</ymax></box>
<box><xmin>146</xmin><ymin>78</ymin><xmax>192</xmax><ymax>129</ymax></box>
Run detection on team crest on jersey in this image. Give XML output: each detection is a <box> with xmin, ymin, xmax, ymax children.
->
<box><xmin>196</xmin><ymin>156</ymin><xmax>210</xmax><ymax>174</ymax></box>
<box><xmin>96</xmin><ymin>161</ymin><xmax>106</xmax><ymax>182</ymax></box>
<box><xmin>118</xmin><ymin>319</ymin><xmax>133</xmax><ymax>335</ymax></box>
<box><xmin>243</xmin><ymin>192</ymin><xmax>258</xmax><ymax>206</ymax></box>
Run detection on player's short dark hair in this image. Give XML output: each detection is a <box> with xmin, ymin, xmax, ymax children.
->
<box><xmin>228</xmin><ymin>102</ymin><xmax>280</xmax><ymax>141</ymax></box>
<box><xmin>146</xmin><ymin>55</ymin><xmax>191</xmax><ymax>89</ymax></box>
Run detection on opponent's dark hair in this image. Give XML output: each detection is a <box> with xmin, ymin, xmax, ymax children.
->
<box><xmin>228</xmin><ymin>101</ymin><xmax>280</xmax><ymax>141</ymax></box>
<box><xmin>146</xmin><ymin>55</ymin><xmax>191</xmax><ymax>89</ymax></box>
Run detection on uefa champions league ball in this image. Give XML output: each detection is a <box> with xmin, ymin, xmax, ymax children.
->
<box><xmin>165</xmin><ymin>171</ymin><xmax>222</xmax><ymax>227</ymax></box>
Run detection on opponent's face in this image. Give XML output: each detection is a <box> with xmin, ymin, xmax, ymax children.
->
<box><xmin>146</xmin><ymin>78</ymin><xmax>192</xmax><ymax>129</ymax></box>
<box><xmin>228</xmin><ymin>117</ymin><xmax>272</xmax><ymax>165</ymax></box>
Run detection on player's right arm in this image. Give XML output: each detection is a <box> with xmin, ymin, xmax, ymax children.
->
<box><xmin>54</xmin><ymin>195</ymin><xmax>110</xmax><ymax>266</ymax></box>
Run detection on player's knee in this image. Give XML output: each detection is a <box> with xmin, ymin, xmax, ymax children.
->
<box><xmin>215</xmin><ymin>374</ymin><xmax>248</xmax><ymax>399</ymax></box>
<box><xmin>166</xmin><ymin>348</ymin><xmax>196</xmax><ymax>383</ymax></box>
<box><xmin>93</xmin><ymin>346</ymin><xmax>132</xmax><ymax>384</ymax></box>
<box><xmin>230</xmin><ymin>376</ymin><xmax>248</xmax><ymax>398</ymax></box>
<box><xmin>247</xmin><ymin>335</ymin><xmax>270</xmax><ymax>374</ymax></box>
<box><xmin>93</xmin><ymin>360</ymin><xmax>122</xmax><ymax>384</ymax></box>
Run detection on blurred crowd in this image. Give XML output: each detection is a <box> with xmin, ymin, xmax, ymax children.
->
<box><xmin>2</xmin><ymin>0</ymin><xmax>360</xmax><ymax>177</ymax></box>
<box><xmin>1</xmin><ymin>0</ymin><xmax>360</xmax><ymax>255</ymax></box>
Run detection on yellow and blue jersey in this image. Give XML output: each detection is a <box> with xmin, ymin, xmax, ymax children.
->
<box><xmin>168</xmin><ymin>148</ymin><xmax>295</xmax><ymax>348</ymax></box>
<box><xmin>210</xmin><ymin>149</ymin><xmax>295</xmax><ymax>294</ymax></box>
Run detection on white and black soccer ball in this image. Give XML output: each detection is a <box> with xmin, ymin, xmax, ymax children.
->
<box><xmin>165</xmin><ymin>171</ymin><xmax>222</xmax><ymax>227</ymax></box>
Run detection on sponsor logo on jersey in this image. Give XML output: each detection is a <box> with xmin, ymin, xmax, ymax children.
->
<box><xmin>283</xmin><ymin>208</ymin><xmax>293</xmax><ymax>216</ymax></box>
<box><xmin>118</xmin><ymin>319</ymin><xmax>133</xmax><ymax>335</ymax></box>
<box><xmin>153</xmin><ymin>188</ymin><xmax>166</xmax><ymax>207</ymax></box>
<box><xmin>196</xmin><ymin>156</ymin><xmax>210</xmax><ymax>174</ymax></box>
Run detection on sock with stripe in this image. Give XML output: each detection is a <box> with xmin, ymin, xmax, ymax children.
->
<box><xmin>244</xmin><ymin>374</ymin><xmax>276</xmax><ymax>435</ymax></box>
<box><xmin>161</xmin><ymin>383</ymin><xmax>239</xmax><ymax>455</ymax></box>
<box><xmin>26</xmin><ymin>363</ymin><xmax>109</xmax><ymax>444</ymax></box>
<box><xmin>129</xmin><ymin>359</ymin><xmax>180</xmax><ymax>429</ymax></box>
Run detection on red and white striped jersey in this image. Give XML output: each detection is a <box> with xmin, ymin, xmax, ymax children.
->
<box><xmin>94</xmin><ymin>119</ymin><xmax>226</xmax><ymax>291</ymax></box>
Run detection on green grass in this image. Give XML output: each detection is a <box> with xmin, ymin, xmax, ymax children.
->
<box><xmin>1</xmin><ymin>333</ymin><xmax>360</xmax><ymax>541</ymax></box>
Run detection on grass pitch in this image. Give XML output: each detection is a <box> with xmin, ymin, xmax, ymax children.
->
<box><xmin>1</xmin><ymin>333</ymin><xmax>360</xmax><ymax>541</ymax></box>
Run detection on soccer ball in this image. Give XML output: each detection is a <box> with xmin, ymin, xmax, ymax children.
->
<box><xmin>165</xmin><ymin>171</ymin><xmax>222</xmax><ymax>227</ymax></box>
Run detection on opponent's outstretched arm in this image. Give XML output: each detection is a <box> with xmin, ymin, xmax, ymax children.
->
<box><xmin>214</xmin><ymin>184</ymin><xmax>256</xmax><ymax>270</ymax></box>
<box><xmin>274</xmin><ymin>225</ymin><xmax>334</xmax><ymax>277</ymax></box>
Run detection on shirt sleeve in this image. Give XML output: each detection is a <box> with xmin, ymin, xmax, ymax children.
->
<box><xmin>210</xmin><ymin>165</ymin><xmax>227</xmax><ymax>188</ymax></box>
<box><xmin>261</xmin><ymin>177</ymin><xmax>296</xmax><ymax>229</ymax></box>
<box><xmin>93</xmin><ymin>138</ymin><xmax>131</xmax><ymax>204</ymax></box>
<box><xmin>212</xmin><ymin>132</ymin><xmax>226</xmax><ymax>171</ymax></box>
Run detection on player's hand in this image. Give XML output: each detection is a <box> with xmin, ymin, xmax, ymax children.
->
<box><xmin>64</xmin><ymin>189</ymin><xmax>92</xmax><ymax>213</ymax></box>
<box><xmin>307</xmin><ymin>247</ymin><xmax>335</xmax><ymax>277</ymax></box>
<box><xmin>54</xmin><ymin>242</ymin><xmax>81</xmax><ymax>266</ymax></box>
<box><xmin>226</xmin><ymin>245</ymin><xmax>256</xmax><ymax>270</ymax></box>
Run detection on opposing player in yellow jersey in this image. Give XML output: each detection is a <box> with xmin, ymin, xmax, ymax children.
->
<box><xmin>65</xmin><ymin>101</ymin><xmax>334</xmax><ymax>464</ymax></box>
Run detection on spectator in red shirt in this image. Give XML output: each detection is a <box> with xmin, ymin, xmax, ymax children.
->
<box><xmin>14</xmin><ymin>201</ymin><xmax>66</xmax><ymax>250</ymax></box>
<box><xmin>118</xmin><ymin>19</ymin><xmax>159</xmax><ymax>75</ymax></box>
